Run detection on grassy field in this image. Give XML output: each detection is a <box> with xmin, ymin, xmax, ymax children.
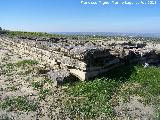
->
<box><xmin>63</xmin><ymin>65</ymin><xmax>160</xmax><ymax>119</ymax></box>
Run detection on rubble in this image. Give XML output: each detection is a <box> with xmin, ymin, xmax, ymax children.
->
<box><xmin>1</xmin><ymin>36</ymin><xmax>160</xmax><ymax>81</ymax></box>
<box><xmin>47</xmin><ymin>70</ymin><xmax>70</xmax><ymax>85</ymax></box>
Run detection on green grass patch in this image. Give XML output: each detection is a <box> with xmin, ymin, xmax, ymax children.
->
<box><xmin>64</xmin><ymin>78</ymin><xmax>119</xmax><ymax>119</ymax></box>
<box><xmin>31</xmin><ymin>78</ymin><xmax>53</xmax><ymax>100</ymax></box>
<box><xmin>31</xmin><ymin>81</ymin><xmax>44</xmax><ymax>90</ymax></box>
<box><xmin>0</xmin><ymin>96</ymin><xmax>38</xmax><ymax>112</ymax></box>
<box><xmin>6</xmin><ymin>63</ymin><xmax>15</xmax><ymax>70</ymax></box>
<box><xmin>64</xmin><ymin>65</ymin><xmax>160</xmax><ymax>119</ymax></box>
<box><xmin>39</xmin><ymin>89</ymin><xmax>51</xmax><ymax>100</ymax></box>
<box><xmin>16</xmin><ymin>60</ymin><xmax>38</xmax><ymax>67</ymax></box>
<box><xmin>7</xmin><ymin>85</ymin><xmax>18</xmax><ymax>91</ymax></box>
<box><xmin>2</xmin><ymin>63</ymin><xmax>15</xmax><ymax>74</ymax></box>
<box><xmin>1</xmin><ymin>60</ymin><xmax>38</xmax><ymax>75</ymax></box>
<box><xmin>31</xmin><ymin>78</ymin><xmax>53</xmax><ymax>90</ymax></box>
<box><xmin>119</xmin><ymin>66</ymin><xmax>160</xmax><ymax>103</ymax></box>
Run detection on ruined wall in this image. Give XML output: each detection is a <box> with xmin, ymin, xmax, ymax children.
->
<box><xmin>1</xmin><ymin>36</ymin><xmax>160</xmax><ymax>81</ymax></box>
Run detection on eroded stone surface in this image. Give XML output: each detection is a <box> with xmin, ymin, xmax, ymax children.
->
<box><xmin>1</xmin><ymin>36</ymin><xmax>160</xmax><ymax>81</ymax></box>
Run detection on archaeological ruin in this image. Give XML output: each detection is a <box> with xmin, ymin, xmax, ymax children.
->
<box><xmin>1</xmin><ymin>35</ymin><xmax>160</xmax><ymax>82</ymax></box>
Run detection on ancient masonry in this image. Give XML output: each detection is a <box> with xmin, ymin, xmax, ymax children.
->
<box><xmin>1</xmin><ymin>36</ymin><xmax>160</xmax><ymax>81</ymax></box>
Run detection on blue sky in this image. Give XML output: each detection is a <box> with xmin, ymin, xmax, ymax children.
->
<box><xmin>0</xmin><ymin>0</ymin><xmax>160</xmax><ymax>33</ymax></box>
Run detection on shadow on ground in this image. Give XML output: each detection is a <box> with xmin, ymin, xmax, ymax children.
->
<box><xmin>65</xmin><ymin>63</ymin><xmax>137</xmax><ymax>86</ymax></box>
<box><xmin>103</xmin><ymin>64</ymin><xmax>136</xmax><ymax>82</ymax></box>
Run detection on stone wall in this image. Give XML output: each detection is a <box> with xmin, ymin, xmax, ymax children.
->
<box><xmin>1</xmin><ymin>36</ymin><xmax>160</xmax><ymax>81</ymax></box>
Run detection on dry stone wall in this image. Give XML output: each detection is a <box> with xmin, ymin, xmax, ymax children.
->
<box><xmin>1</xmin><ymin>36</ymin><xmax>160</xmax><ymax>81</ymax></box>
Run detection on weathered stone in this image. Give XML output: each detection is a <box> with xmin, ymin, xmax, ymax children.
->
<box><xmin>47</xmin><ymin>70</ymin><xmax>70</xmax><ymax>85</ymax></box>
<box><xmin>1</xmin><ymin>36</ymin><xmax>160</xmax><ymax>81</ymax></box>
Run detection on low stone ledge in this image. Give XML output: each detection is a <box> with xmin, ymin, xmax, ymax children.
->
<box><xmin>1</xmin><ymin>36</ymin><xmax>160</xmax><ymax>81</ymax></box>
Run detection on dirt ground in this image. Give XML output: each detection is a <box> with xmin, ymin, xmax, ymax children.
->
<box><xmin>114</xmin><ymin>95</ymin><xmax>156</xmax><ymax>120</ymax></box>
<box><xmin>0</xmin><ymin>43</ymin><xmax>66</xmax><ymax>120</ymax></box>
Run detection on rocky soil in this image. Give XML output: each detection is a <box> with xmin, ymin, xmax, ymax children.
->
<box><xmin>0</xmin><ymin>43</ymin><xmax>67</xmax><ymax>120</ymax></box>
<box><xmin>115</xmin><ymin>96</ymin><xmax>155</xmax><ymax>120</ymax></box>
